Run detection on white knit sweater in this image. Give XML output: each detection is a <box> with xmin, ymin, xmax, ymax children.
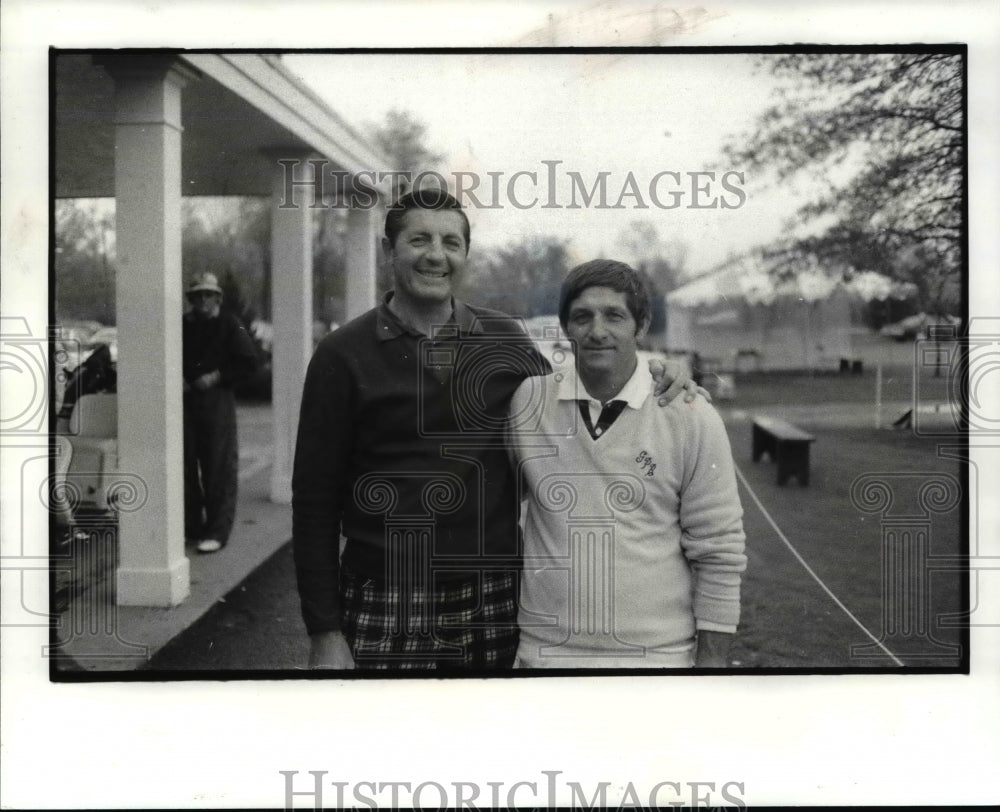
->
<box><xmin>510</xmin><ymin>362</ymin><xmax>746</xmax><ymax>668</ymax></box>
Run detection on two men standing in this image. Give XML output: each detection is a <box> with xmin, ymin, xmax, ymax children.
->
<box><xmin>292</xmin><ymin>190</ymin><xmax>744</xmax><ymax>670</ymax></box>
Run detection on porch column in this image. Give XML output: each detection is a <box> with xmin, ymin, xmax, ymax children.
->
<box><xmin>344</xmin><ymin>204</ymin><xmax>379</xmax><ymax>321</ymax></box>
<box><xmin>103</xmin><ymin>56</ymin><xmax>198</xmax><ymax>606</ymax></box>
<box><xmin>268</xmin><ymin>153</ymin><xmax>315</xmax><ymax>504</ymax></box>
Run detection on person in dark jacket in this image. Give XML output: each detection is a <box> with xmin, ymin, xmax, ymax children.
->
<box><xmin>183</xmin><ymin>272</ymin><xmax>258</xmax><ymax>553</ymax></box>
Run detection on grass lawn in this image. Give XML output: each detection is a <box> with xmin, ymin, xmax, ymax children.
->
<box><xmin>722</xmin><ymin>365</ymin><xmax>949</xmax><ymax>409</ymax></box>
<box><xmin>718</xmin><ymin>360</ymin><xmax>966</xmax><ymax>670</ymax></box>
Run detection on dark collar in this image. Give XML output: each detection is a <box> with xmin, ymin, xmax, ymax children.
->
<box><xmin>374</xmin><ymin>291</ymin><xmax>477</xmax><ymax>342</ymax></box>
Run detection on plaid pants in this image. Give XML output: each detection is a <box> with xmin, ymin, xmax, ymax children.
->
<box><xmin>339</xmin><ymin>566</ymin><xmax>519</xmax><ymax>671</ymax></box>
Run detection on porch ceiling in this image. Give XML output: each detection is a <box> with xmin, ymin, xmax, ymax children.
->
<box><xmin>55</xmin><ymin>52</ymin><xmax>384</xmax><ymax>199</ymax></box>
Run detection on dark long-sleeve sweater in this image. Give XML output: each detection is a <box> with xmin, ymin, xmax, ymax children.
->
<box><xmin>292</xmin><ymin>297</ymin><xmax>550</xmax><ymax>634</ymax></box>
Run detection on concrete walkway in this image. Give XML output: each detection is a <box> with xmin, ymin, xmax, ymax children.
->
<box><xmin>52</xmin><ymin>403</ymin><xmax>290</xmax><ymax>672</ymax></box>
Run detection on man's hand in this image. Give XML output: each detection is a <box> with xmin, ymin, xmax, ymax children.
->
<box><xmin>308</xmin><ymin>630</ymin><xmax>355</xmax><ymax>669</ymax></box>
<box><xmin>694</xmin><ymin>630</ymin><xmax>734</xmax><ymax>668</ymax></box>
<box><xmin>191</xmin><ymin>370</ymin><xmax>221</xmax><ymax>392</ymax></box>
<box><xmin>648</xmin><ymin>357</ymin><xmax>699</xmax><ymax>406</ymax></box>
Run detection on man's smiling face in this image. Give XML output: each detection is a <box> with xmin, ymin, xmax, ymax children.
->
<box><xmin>383</xmin><ymin>208</ymin><xmax>469</xmax><ymax>307</ymax></box>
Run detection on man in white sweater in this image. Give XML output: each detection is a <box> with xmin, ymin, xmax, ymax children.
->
<box><xmin>510</xmin><ymin>259</ymin><xmax>746</xmax><ymax>668</ymax></box>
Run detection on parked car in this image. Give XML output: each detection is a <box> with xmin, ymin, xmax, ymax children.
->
<box><xmin>54</xmin><ymin>320</ymin><xmax>101</xmax><ymax>345</ymax></box>
<box><xmin>53</xmin><ymin>322</ymin><xmax>102</xmax><ymax>370</ymax></box>
<box><xmin>53</xmin><ymin>338</ymin><xmax>86</xmax><ymax>375</ymax></box>
<box><xmin>879</xmin><ymin>313</ymin><xmax>961</xmax><ymax>341</ymax></box>
<box><xmin>56</xmin><ymin>343</ymin><xmax>117</xmax><ymax>430</ymax></box>
<box><xmin>85</xmin><ymin>326</ymin><xmax>118</xmax><ymax>363</ymax></box>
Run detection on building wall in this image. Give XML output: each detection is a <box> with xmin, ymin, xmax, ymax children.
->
<box><xmin>666</xmin><ymin>291</ymin><xmax>854</xmax><ymax>372</ymax></box>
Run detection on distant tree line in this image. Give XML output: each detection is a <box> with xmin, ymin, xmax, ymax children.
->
<box><xmin>55</xmin><ymin>109</ymin><xmax>688</xmax><ymax>343</ymax></box>
<box><xmin>56</xmin><ymin>197</ymin><xmax>684</xmax><ymax>339</ymax></box>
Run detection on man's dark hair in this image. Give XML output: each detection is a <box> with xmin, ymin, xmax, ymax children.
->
<box><xmin>558</xmin><ymin>259</ymin><xmax>651</xmax><ymax>333</ymax></box>
<box><xmin>384</xmin><ymin>188</ymin><xmax>470</xmax><ymax>251</ymax></box>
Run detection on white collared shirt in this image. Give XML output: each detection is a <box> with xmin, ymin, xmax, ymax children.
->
<box><xmin>555</xmin><ymin>358</ymin><xmax>651</xmax><ymax>432</ymax></box>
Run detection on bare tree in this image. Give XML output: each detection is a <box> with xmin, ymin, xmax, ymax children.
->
<box><xmin>55</xmin><ymin>199</ymin><xmax>117</xmax><ymax>324</ymax></box>
<box><xmin>725</xmin><ymin>51</ymin><xmax>963</xmax><ymax>317</ymax></box>
<box><xmin>463</xmin><ymin>236</ymin><xmax>572</xmax><ymax>318</ymax></box>
<box><xmin>366</xmin><ymin>108</ymin><xmax>445</xmax><ymax>200</ymax></box>
<box><xmin>616</xmin><ymin>220</ymin><xmax>690</xmax><ymax>337</ymax></box>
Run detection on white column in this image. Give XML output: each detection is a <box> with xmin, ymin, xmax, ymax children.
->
<box><xmin>104</xmin><ymin>57</ymin><xmax>198</xmax><ymax>606</ymax></box>
<box><xmin>269</xmin><ymin>155</ymin><xmax>315</xmax><ymax>504</ymax></box>
<box><xmin>344</xmin><ymin>204</ymin><xmax>378</xmax><ymax>322</ymax></box>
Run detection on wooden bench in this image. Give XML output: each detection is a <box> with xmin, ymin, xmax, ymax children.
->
<box><xmin>752</xmin><ymin>416</ymin><xmax>816</xmax><ymax>486</ymax></box>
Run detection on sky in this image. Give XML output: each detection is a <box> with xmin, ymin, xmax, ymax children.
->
<box><xmin>284</xmin><ymin>51</ymin><xmax>795</xmax><ymax>278</ymax></box>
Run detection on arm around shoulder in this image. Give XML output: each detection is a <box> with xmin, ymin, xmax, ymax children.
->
<box><xmin>649</xmin><ymin>356</ymin><xmax>700</xmax><ymax>405</ymax></box>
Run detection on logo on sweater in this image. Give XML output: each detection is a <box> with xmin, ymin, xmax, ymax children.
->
<box><xmin>635</xmin><ymin>449</ymin><xmax>657</xmax><ymax>477</ymax></box>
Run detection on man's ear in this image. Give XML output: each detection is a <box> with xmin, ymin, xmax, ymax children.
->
<box><xmin>381</xmin><ymin>236</ymin><xmax>394</xmax><ymax>263</ymax></box>
<box><xmin>635</xmin><ymin>315</ymin><xmax>651</xmax><ymax>341</ymax></box>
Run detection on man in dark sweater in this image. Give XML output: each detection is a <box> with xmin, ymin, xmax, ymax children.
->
<box><xmin>292</xmin><ymin>189</ymin><xmax>692</xmax><ymax>670</ymax></box>
<box><xmin>182</xmin><ymin>272</ymin><xmax>258</xmax><ymax>553</ymax></box>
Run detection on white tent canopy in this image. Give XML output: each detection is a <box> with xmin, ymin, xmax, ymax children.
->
<box><xmin>668</xmin><ymin>255</ymin><xmax>916</xmax><ymax>309</ymax></box>
<box><xmin>665</xmin><ymin>255</ymin><xmax>914</xmax><ymax>372</ymax></box>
